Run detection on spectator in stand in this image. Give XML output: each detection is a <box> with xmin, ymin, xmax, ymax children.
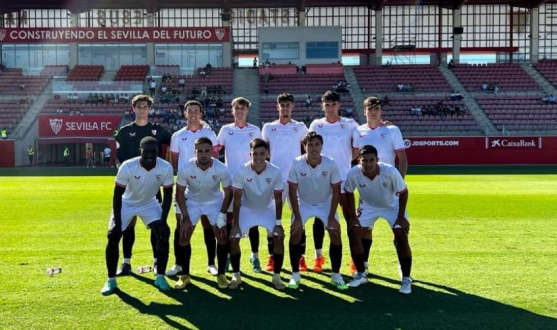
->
<box><xmin>448</xmin><ymin>59</ymin><xmax>455</xmax><ymax>69</ymax></box>
<box><xmin>178</xmin><ymin>77</ymin><xmax>185</xmax><ymax>90</ymax></box>
<box><xmin>149</xmin><ymin>80</ymin><xmax>157</xmax><ymax>97</ymax></box>
<box><xmin>481</xmin><ymin>83</ymin><xmax>488</xmax><ymax>92</ymax></box>
<box><xmin>410</xmin><ymin>105</ymin><xmax>422</xmax><ymax>117</ymax></box>
<box><xmin>382</xmin><ymin>95</ymin><xmax>390</xmax><ymax>106</ymax></box>
<box><xmin>397</xmin><ymin>83</ymin><xmax>404</xmax><ymax>92</ymax></box>
<box><xmin>344</xmin><ymin>107</ymin><xmax>354</xmax><ymax>118</ymax></box>
<box><xmin>450</xmin><ymin>91</ymin><xmax>462</xmax><ymax>101</ymax></box>
<box><xmin>305</xmin><ymin>95</ymin><xmax>312</xmax><ymax>110</ymax></box>
<box><xmin>253</xmin><ymin>57</ymin><xmax>258</xmax><ymax>68</ymax></box>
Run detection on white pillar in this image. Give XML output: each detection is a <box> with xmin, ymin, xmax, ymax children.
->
<box><xmin>69</xmin><ymin>14</ymin><xmax>78</xmax><ymax>69</ymax></box>
<box><xmin>452</xmin><ymin>9</ymin><xmax>461</xmax><ymax>64</ymax></box>
<box><xmin>222</xmin><ymin>15</ymin><xmax>232</xmax><ymax>67</ymax></box>
<box><xmin>298</xmin><ymin>10</ymin><xmax>306</xmax><ymax>27</ymax></box>
<box><xmin>374</xmin><ymin>10</ymin><xmax>383</xmax><ymax>65</ymax></box>
<box><xmin>530</xmin><ymin>8</ymin><xmax>539</xmax><ymax>64</ymax></box>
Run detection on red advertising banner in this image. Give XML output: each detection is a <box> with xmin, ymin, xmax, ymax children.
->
<box><xmin>39</xmin><ymin>115</ymin><xmax>121</xmax><ymax>137</ymax></box>
<box><xmin>404</xmin><ymin>136</ymin><xmax>557</xmax><ymax>165</ymax></box>
<box><xmin>0</xmin><ymin>27</ymin><xmax>230</xmax><ymax>43</ymax></box>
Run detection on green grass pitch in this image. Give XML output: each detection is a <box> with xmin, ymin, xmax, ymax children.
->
<box><xmin>0</xmin><ymin>174</ymin><xmax>556</xmax><ymax>330</ymax></box>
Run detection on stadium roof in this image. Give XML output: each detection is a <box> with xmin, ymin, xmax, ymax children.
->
<box><xmin>0</xmin><ymin>0</ymin><xmax>553</xmax><ymax>14</ymax></box>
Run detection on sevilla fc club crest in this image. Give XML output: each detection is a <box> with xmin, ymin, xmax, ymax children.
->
<box><xmin>212</xmin><ymin>175</ymin><xmax>219</xmax><ymax>181</ymax></box>
<box><xmin>340</xmin><ymin>124</ymin><xmax>346</xmax><ymax>129</ymax></box>
<box><xmin>156</xmin><ymin>175</ymin><xmax>163</xmax><ymax>181</ymax></box>
<box><xmin>321</xmin><ymin>171</ymin><xmax>328</xmax><ymax>177</ymax></box>
<box><xmin>49</xmin><ymin>118</ymin><xmax>63</xmax><ymax>135</ymax></box>
<box><xmin>249</xmin><ymin>132</ymin><xmax>254</xmax><ymax>137</ymax></box>
<box><xmin>265</xmin><ymin>178</ymin><xmax>272</xmax><ymax>185</ymax></box>
<box><xmin>215</xmin><ymin>28</ymin><xmax>225</xmax><ymax>40</ymax></box>
<box><xmin>151</xmin><ymin>130</ymin><xmax>157</xmax><ymax>136</ymax></box>
<box><xmin>0</xmin><ymin>29</ymin><xmax>6</xmax><ymax>42</ymax></box>
<box><xmin>381</xmin><ymin>133</ymin><xmax>387</xmax><ymax>139</ymax></box>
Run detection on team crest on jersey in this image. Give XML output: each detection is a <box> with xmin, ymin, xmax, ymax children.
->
<box><xmin>249</xmin><ymin>132</ymin><xmax>254</xmax><ymax>137</ymax></box>
<box><xmin>134</xmin><ymin>175</ymin><xmax>141</xmax><ymax>179</ymax></box>
<box><xmin>341</xmin><ymin>124</ymin><xmax>346</xmax><ymax>129</ymax></box>
<box><xmin>151</xmin><ymin>130</ymin><xmax>157</xmax><ymax>136</ymax></box>
<box><xmin>0</xmin><ymin>30</ymin><xmax>6</xmax><ymax>42</ymax></box>
<box><xmin>381</xmin><ymin>133</ymin><xmax>387</xmax><ymax>139</ymax></box>
<box><xmin>321</xmin><ymin>171</ymin><xmax>328</xmax><ymax>177</ymax></box>
<box><xmin>265</xmin><ymin>178</ymin><xmax>272</xmax><ymax>185</ymax></box>
<box><xmin>212</xmin><ymin>175</ymin><xmax>219</xmax><ymax>181</ymax></box>
<box><xmin>293</xmin><ymin>127</ymin><xmax>298</xmax><ymax>132</ymax></box>
<box><xmin>156</xmin><ymin>175</ymin><xmax>163</xmax><ymax>181</ymax></box>
<box><xmin>382</xmin><ymin>182</ymin><xmax>388</xmax><ymax>188</ymax></box>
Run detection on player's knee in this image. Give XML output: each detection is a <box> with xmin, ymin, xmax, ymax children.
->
<box><xmin>328</xmin><ymin>230</ymin><xmax>341</xmax><ymax>245</ymax></box>
<box><xmin>290</xmin><ymin>231</ymin><xmax>303</xmax><ymax>245</ymax></box>
<box><xmin>393</xmin><ymin>230</ymin><xmax>409</xmax><ymax>248</ymax></box>
<box><xmin>106</xmin><ymin>230</ymin><xmax>121</xmax><ymax>246</ymax></box>
<box><xmin>230</xmin><ymin>241</ymin><xmax>241</xmax><ymax>255</ymax></box>
<box><xmin>348</xmin><ymin>225</ymin><xmax>362</xmax><ymax>241</ymax></box>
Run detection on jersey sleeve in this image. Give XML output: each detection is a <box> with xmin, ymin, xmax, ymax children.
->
<box><xmin>261</xmin><ymin>124</ymin><xmax>270</xmax><ymax>142</ymax></box>
<box><xmin>390</xmin><ymin>167</ymin><xmax>408</xmax><ymax>195</ymax></box>
<box><xmin>330</xmin><ymin>161</ymin><xmax>342</xmax><ymax>185</ymax></box>
<box><xmin>115</xmin><ymin>163</ymin><xmax>130</xmax><ymax>187</ymax></box>
<box><xmin>343</xmin><ymin>169</ymin><xmax>357</xmax><ymax>193</ymax></box>
<box><xmin>115</xmin><ymin>128</ymin><xmax>128</xmax><ymax>163</ymax></box>
<box><xmin>287</xmin><ymin>159</ymin><xmax>299</xmax><ymax>184</ymax></box>
<box><xmin>170</xmin><ymin>131</ymin><xmax>180</xmax><ymax>154</ymax></box>
<box><xmin>176</xmin><ymin>167</ymin><xmax>188</xmax><ymax>188</ymax></box>
<box><xmin>352</xmin><ymin>128</ymin><xmax>361</xmax><ymax>149</ymax></box>
<box><xmin>219</xmin><ymin>163</ymin><xmax>232</xmax><ymax>188</ymax></box>
<box><xmin>162</xmin><ymin>165</ymin><xmax>175</xmax><ymax>188</ymax></box>
<box><xmin>392</xmin><ymin>126</ymin><xmax>406</xmax><ymax>152</ymax></box>
<box><xmin>216</xmin><ymin>126</ymin><xmax>226</xmax><ymax>147</ymax></box>
<box><xmin>232</xmin><ymin>169</ymin><xmax>244</xmax><ymax>190</ymax></box>
<box><xmin>273</xmin><ymin>169</ymin><xmax>284</xmax><ymax>191</ymax></box>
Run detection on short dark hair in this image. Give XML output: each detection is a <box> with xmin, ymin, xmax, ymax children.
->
<box><xmin>302</xmin><ymin>131</ymin><xmax>324</xmax><ymax>145</ymax></box>
<box><xmin>194</xmin><ymin>137</ymin><xmax>213</xmax><ymax>147</ymax></box>
<box><xmin>277</xmin><ymin>93</ymin><xmax>294</xmax><ymax>103</ymax></box>
<box><xmin>184</xmin><ymin>100</ymin><xmax>203</xmax><ymax>112</ymax></box>
<box><xmin>231</xmin><ymin>97</ymin><xmax>251</xmax><ymax>108</ymax></box>
<box><xmin>132</xmin><ymin>94</ymin><xmax>153</xmax><ymax>107</ymax></box>
<box><xmin>359</xmin><ymin>145</ymin><xmax>378</xmax><ymax>157</ymax></box>
<box><xmin>140</xmin><ymin>136</ymin><xmax>158</xmax><ymax>149</ymax></box>
<box><xmin>363</xmin><ymin>96</ymin><xmax>382</xmax><ymax>109</ymax></box>
<box><xmin>250</xmin><ymin>138</ymin><xmax>269</xmax><ymax>151</ymax></box>
<box><xmin>321</xmin><ymin>90</ymin><xmax>340</xmax><ymax>103</ymax></box>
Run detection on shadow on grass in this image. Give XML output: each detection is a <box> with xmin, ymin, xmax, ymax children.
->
<box><xmin>117</xmin><ymin>271</ymin><xmax>556</xmax><ymax>330</ymax></box>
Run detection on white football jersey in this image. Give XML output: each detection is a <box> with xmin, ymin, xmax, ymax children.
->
<box><xmin>262</xmin><ymin>119</ymin><xmax>308</xmax><ymax>179</ymax></box>
<box><xmin>170</xmin><ymin>127</ymin><xmax>218</xmax><ymax>171</ymax></box>
<box><xmin>176</xmin><ymin>158</ymin><xmax>231</xmax><ymax>204</ymax></box>
<box><xmin>309</xmin><ymin>117</ymin><xmax>358</xmax><ymax>179</ymax></box>
<box><xmin>232</xmin><ymin>161</ymin><xmax>283</xmax><ymax>211</ymax></box>
<box><xmin>344</xmin><ymin>162</ymin><xmax>407</xmax><ymax>211</ymax></box>
<box><xmin>353</xmin><ymin>124</ymin><xmax>405</xmax><ymax>166</ymax></box>
<box><xmin>287</xmin><ymin>155</ymin><xmax>341</xmax><ymax>205</ymax></box>
<box><xmin>116</xmin><ymin>157</ymin><xmax>174</xmax><ymax>207</ymax></box>
<box><xmin>217</xmin><ymin>123</ymin><xmax>262</xmax><ymax>177</ymax></box>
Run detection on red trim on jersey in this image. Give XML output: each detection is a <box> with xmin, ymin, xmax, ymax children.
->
<box><xmin>222</xmin><ymin>185</ymin><xmax>232</xmax><ymax>190</ymax></box>
<box><xmin>232</xmin><ymin>187</ymin><xmax>243</xmax><ymax>191</ymax></box>
<box><xmin>176</xmin><ymin>183</ymin><xmax>186</xmax><ymax>188</ymax></box>
<box><xmin>234</xmin><ymin>124</ymin><xmax>248</xmax><ymax>129</ymax></box>
<box><xmin>274</xmin><ymin>189</ymin><xmax>284</xmax><ymax>193</ymax></box>
<box><xmin>396</xmin><ymin>187</ymin><xmax>408</xmax><ymax>196</ymax></box>
<box><xmin>330</xmin><ymin>181</ymin><xmax>341</xmax><ymax>186</ymax></box>
<box><xmin>395</xmin><ymin>148</ymin><xmax>406</xmax><ymax>152</ymax></box>
<box><xmin>116</xmin><ymin>182</ymin><xmax>127</xmax><ymax>188</ymax></box>
<box><xmin>367</xmin><ymin>123</ymin><xmax>385</xmax><ymax>130</ymax></box>
<box><xmin>162</xmin><ymin>184</ymin><xmax>174</xmax><ymax>188</ymax></box>
<box><xmin>287</xmin><ymin>180</ymin><xmax>298</xmax><ymax>186</ymax></box>
<box><xmin>325</xmin><ymin>117</ymin><xmax>341</xmax><ymax>124</ymax></box>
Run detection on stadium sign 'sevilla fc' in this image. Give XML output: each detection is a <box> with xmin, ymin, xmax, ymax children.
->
<box><xmin>0</xmin><ymin>27</ymin><xmax>230</xmax><ymax>43</ymax></box>
<box><xmin>39</xmin><ymin>115</ymin><xmax>121</xmax><ymax>137</ymax></box>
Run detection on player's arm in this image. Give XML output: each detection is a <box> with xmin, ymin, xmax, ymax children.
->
<box><xmin>351</xmin><ymin>147</ymin><xmax>359</xmax><ymax>160</ymax></box>
<box><xmin>396</xmin><ymin>150</ymin><xmax>408</xmax><ymax>179</ymax></box>
<box><xmin>230</xmin><ymin>189</ymin><xmax>242</xmax><ymax>238</ymax></box>
<box><xmin>394</xmin><ymin>188</ymin><xmax>410</xmax><ymax>233</ymax></box>
<box><xmin>115</xmin><ymin>130</ymin><xmax>127</xmax><ymax>166</ymax></box>
<box><xmin>327</xmin><ymin>182</ymin><xmax>341</xmax><ymax>231</ymax></box>
<box><xmin>273</xmin><ymin>190</ymin><xmax>284</xmax><ymax>237</ymax></box>
<box><xmin>112</xmin><ymin>184</ymin><xmax>126</xmax><ymax>234</ymax></box>
<box><xmin>161</xmin><ymin>185</ymin><xmax>173</xmax><ymax>223</ymax></box>
<box><xmin>220</xmin><ymin>187</ymin><xmax>233</xmax><ymax>214</ymax></box>
<box><xmin>176</xmin><ymin>184</ymin><xmax>188</xmax><ymax>220</ymax></box>
<box><xmin>171</xmin><ymin>152</ymin><xmax>179</xmax><ymax>172</ymax></box>
<box><xmin>288</xmin><ymin>182</ymin><xmax>303</xmax><ymax>234</ymax></box>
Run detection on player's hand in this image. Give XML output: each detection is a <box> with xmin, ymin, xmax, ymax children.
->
<box><xmin>347</xmin><ymin>218</ymin><xmax>361</xmax><ymax>233</ymax></box>
<box><xmin>393</xmin><ymin>216</ymin><xmax>410</xmax><ymax>234</ymax></box>
<box><xmin>229</xmin><ymin>226</ymin><xmax>241</xmax><ymax>240</ymax></box>
<box><xmin>273</xmin><ymin>225</ymin><xmax>284</xmax><ymax>238</ymax></box>
<box><xmin>179</xmin><ymin>218</ymin><xmax>193</xmax><ymax>244</ymax></box>
<box><xmin>290</xmin><ymin>217</ymin><xmax>303</xmax><ymax>235</ymax></box>
<box><xmin>216</xmin><ymin>212</ymin><xmax>227</xmax><ymax>229</ymax></box>
<box><xmin>327</xmin><ymin>217</ymin><xmax>340</xmax><ymax>232</ymax></box>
